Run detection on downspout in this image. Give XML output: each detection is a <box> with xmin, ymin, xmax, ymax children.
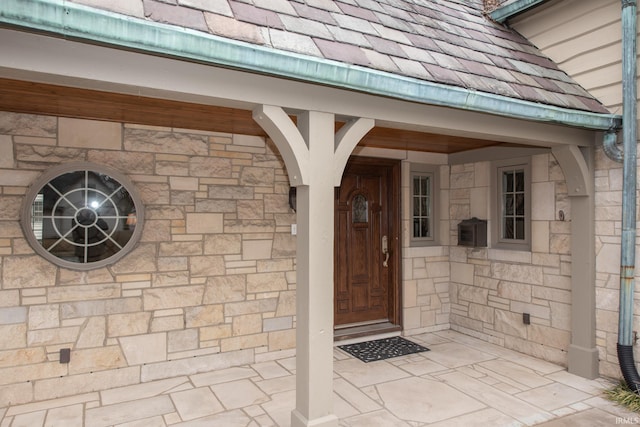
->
<box><xmin>604</xmin><ymin>0</ymin><xmax>640</xmax><ymax>392</ymax></box>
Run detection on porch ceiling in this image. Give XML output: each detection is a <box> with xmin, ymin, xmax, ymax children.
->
<box><xmin>0</xmin><ymin>78</ymin><xmax>516</xmax><ymax>154</ymax></box>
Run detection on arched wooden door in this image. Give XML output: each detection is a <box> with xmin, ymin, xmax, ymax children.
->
<box><xmin>334</xmin><ymin>157</ymin><xmax>401</xmax><ymax>335</ymax></box>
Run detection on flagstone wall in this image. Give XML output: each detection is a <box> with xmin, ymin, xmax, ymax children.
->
<box><xmin>445</xmin><ymin>154</ymin><xmax>573</xmax><ymax>366</ymax></box>
<box><xmin>0</xmin><ymin>112</ymin><xmax>297</xmax><ymax>406</ymax></box>
<box><xmin>593</xmin><ymin>148</ymin><xmax>626</xmax><ymax>379</ymax></box>
<box><xmin>0</xmin><ymin>109</ymin><xmax>621</xmax><ymax>407</ymax></box>
<box><xmin>508</xmin><ymin>0</ymin><xmax>631</xmax><ymax>383</ymax></box>
<box><xmin>401</xmin><ymin>161</ymin><xmax>451</xmax><ymax>335</ymax></box>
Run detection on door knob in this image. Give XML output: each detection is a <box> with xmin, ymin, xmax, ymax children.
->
<box><xmin>382</xmin><ymin>235</ymin><xmax>389</xmax><ymax>267</ymax></box>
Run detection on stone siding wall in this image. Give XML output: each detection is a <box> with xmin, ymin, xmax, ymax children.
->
<box><xmin>401</xmin><ymin>160</ymin><xmax>451</xmax><ymax>334</ymax></box>
<box><xmin>506</xmin><ymin>0</ymin><xmax>639</xmax><ymax>382</ymax></box>
<box><xmin>445</xmin><ymin>154</ymin><xmax>573</xmax><ymax>366</ymax></box>
<box><xmin>0</xmin><ymin>112</ymin><xmax>297</xmax><ymax>406</ymax></box>
<box><xmin>594</xmin><ymin>147</ymin><xmax>630</xmax><ymax>379</ymax></box>
<box><xmin>0</xmin><ymin>109</ymin><xmax>621</xmax><ymax>407</ymax></box>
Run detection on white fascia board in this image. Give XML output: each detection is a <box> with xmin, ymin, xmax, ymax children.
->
<box><xmin>0</xmin><ymin>27</ymin><xmax>597</xmax><ymax>148</ymax></box>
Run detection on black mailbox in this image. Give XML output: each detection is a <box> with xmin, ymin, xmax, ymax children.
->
<box><xmin>458</xmin><ymin>217</ymin><xmax>487</xmax><ymax>247</ymax></box>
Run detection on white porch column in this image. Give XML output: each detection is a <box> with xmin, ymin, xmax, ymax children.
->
<box><xmin>291</xmin><ymin>111</ymin><xmax>337</xmax><ymax>427</ymax></box>
<box><xmin>252</xmin><ymin>105</ymin><xmax>373</xmax><ymax>427</ymax></box>
<box><xmin>552</xmin><ymin>145</ymin><xmax>598</xmax><ymax>379</ymax></box>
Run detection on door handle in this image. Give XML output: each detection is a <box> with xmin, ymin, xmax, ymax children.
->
<box><xmin>382</xmin><ymin>235</ymin><xmax>389</xmax><ymax>267</ymax></box>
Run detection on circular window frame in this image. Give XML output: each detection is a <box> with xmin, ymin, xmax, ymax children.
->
<box><xmin>21</xmin><ymin>162</ymin><xmax>145</xmax><ymax>271</ymax></box>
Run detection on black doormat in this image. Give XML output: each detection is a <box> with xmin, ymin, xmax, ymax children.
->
<box><xmin>338</xmin><ymin>336</ymin><xmax>429</xmax><ymax>363</ymax></box>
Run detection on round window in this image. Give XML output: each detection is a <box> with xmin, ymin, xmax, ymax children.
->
<box><xmin>21</xmin><ymin>162</ymin><xmax>144</xmax><ymax>270</ymax></box>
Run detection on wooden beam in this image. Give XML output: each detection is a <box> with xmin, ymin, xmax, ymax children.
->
<box><xmin>0</xmin><ymin>78</ymin><xmax>507</xmax><ymax>154</ymax></box>
<box><xmin>0</xmin><ymin>78</ymin><xmax>266</xmax><ymax>136</ymax></box>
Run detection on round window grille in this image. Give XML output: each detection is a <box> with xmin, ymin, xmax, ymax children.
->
<box><xmin>21</xmin><ymin>162</ymin><xmax>144</xmax><ymax>270</ymax></box>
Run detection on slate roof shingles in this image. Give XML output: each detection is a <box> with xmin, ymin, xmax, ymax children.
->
<box><xmin>424</xmin><ymin>64</ymin><xmax>465</xmax><ymax>87</ymax></box>
<box><xmin>332</xmin><ymin>13</ymin><xmax>379</xmax><ymax>35</ymax></box>
<box><xmin>375</xmin><ymin>11</ymin><xmax>415</xmax><ymax>33</ymax></box>
<box><xmin>404</xmin><ymin>32</ymin><xmax>442</xmax><ymax>53</ymax></box>
<box><xmin>289</xmin><ymin>2</ymin><xmax>337</xmax><ymax>24</ymax></box>
<box><xmin>354</xmin><ymin>0</ymin><xmax>387</xmax><ymax>14</ymax></box>
<box><xmin>327</xmin><ymin>25</ymin><xmax>371</xmax><ymax>47</ymax></box>
<box><xmin>253</xmin><ymin>0</ymin><xmax>297</xmax><ymax>15</ymax></box>
<box><xmin>228</xmin><ymin>1</ymin><xmax>285</xmax><ymax>28</ymax></box>
<box><xmin>268</xmin><ymin>28</ymin><xmax>323</xmax><ymax>57</ymax></box>
<box><xmin>304</xmin><ymin>0</ymin><xmax>342</xmax><ymax>13</ymax></box>
<box><xmin>128</xmin><ymin>0</ymin><xmax>612</xmax><ymax>113</ymax></box>
<box><xmin>365</xmin><ymin>34</ymin><xmax>410</xmax><ymax>57</ymax></box>
<box><xmin>363</xmin><ymin>48</ymin><xmax>402</xmax><ymax>73</ymax></box>
<box><xmin>393</xmin><ymin>56</ymin><xmax>433</xmax><ymax>80</ymax></box>
<box><xmin>400</xmin><ymin>45</ymin><xmax>436</xmax><ymax>64</ymax></box>
<box><xmin>336</xmin><ymin>2</ymin><xmax>380</xmax><ymax>21</ymax></box>
<box><xmin>313</xmin><ymin>38</ymin><xmax>371</xmax><ymax>66</ymax></box>
<box><xmin>279</xmin><ymin>14</ymin><xmax>334</xmax><ymax>39</ymax></box>
<box><xmin>371</xmin><ymin>22</ymin><xmax>413</xmax><ymax>44</ymax></box>
<box><xmin>143</xmin><ymin>0</ymin><xmax>209</xmax><ymax>31</ymax></box>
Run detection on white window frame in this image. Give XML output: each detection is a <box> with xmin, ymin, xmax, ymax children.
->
<box><xmin>410</xmin><ymin>164</ymin><xmax>439</xmax><ymax>247</ymax></box>
<box><xmin>491</xmin><ymin>157</ymin><xmax>531</xmax><ymax>251</ymax></box>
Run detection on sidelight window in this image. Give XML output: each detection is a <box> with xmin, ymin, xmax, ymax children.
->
<box><xmin>410</xmin><ymin>164</ymin><xmax>439</xmax><ymax>246</ymax></box>
<box><xmin>493</xmin><ymin>158</ymin><xmax>531</xmax><ymax>250</ymax></box>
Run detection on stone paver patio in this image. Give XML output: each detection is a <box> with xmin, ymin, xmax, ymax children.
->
<box><xmin>0</xmin><ymin>330</ymin><xmax>635</xmax><ymax>426</ymax></box>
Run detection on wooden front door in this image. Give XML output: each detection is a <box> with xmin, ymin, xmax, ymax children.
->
<box><xmin>334</xmin><ymin>157</ymin><xmax>400</xmax><ymax>329</ymax></box>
